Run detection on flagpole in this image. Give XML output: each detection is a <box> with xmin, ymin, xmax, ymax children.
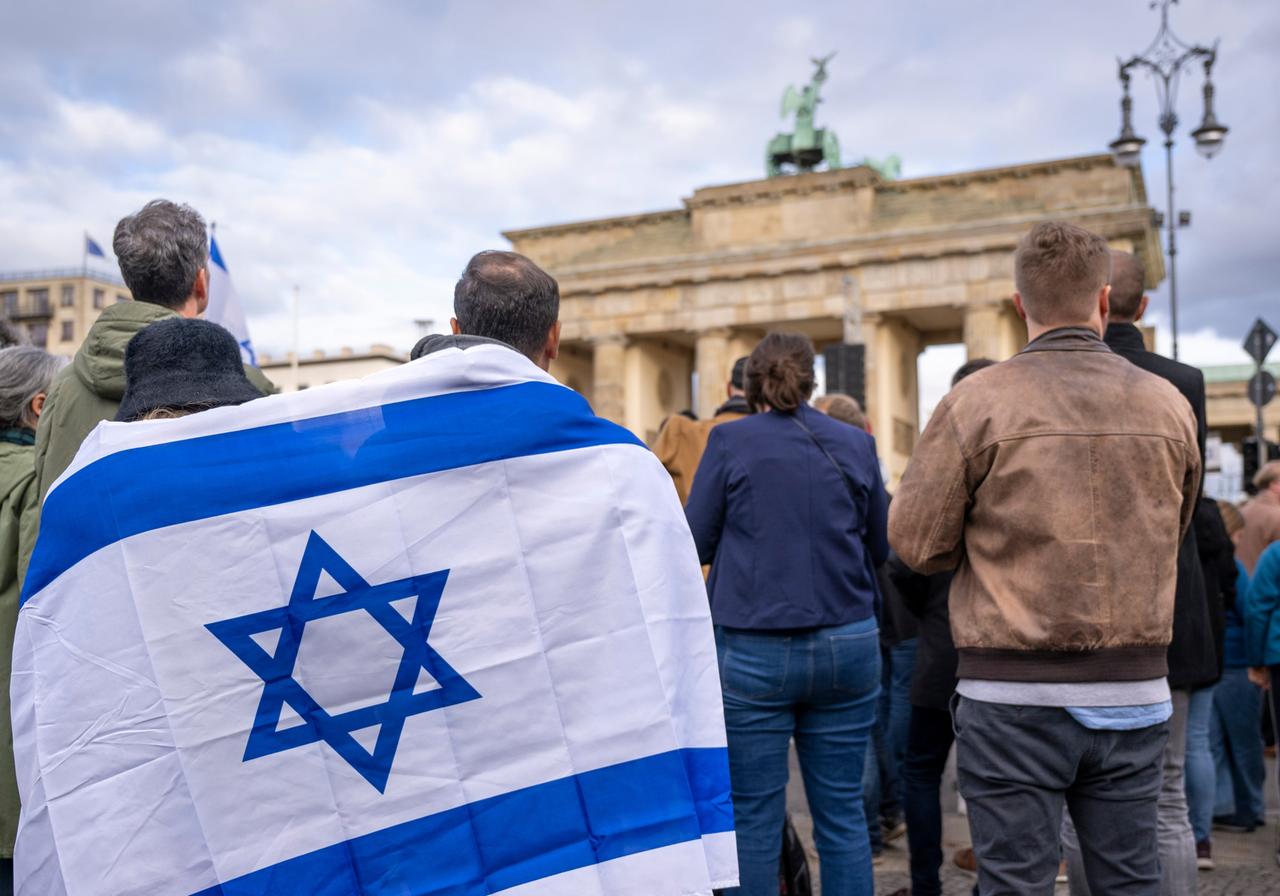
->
<box><xmin>291</xmin><ymin>285</ymin><xmax>300</xmax><ymax>392</ymax></box>
<box><xmin>81</xmin><ymin>231</ymin><xmax>88</xmax><ymax>279</ymax></box>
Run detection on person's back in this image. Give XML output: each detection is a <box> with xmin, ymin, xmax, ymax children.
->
<box><xmin>689</xmin><ymin>400</ymin><xmax>887</xmax><ymax>629</ymax></box>
<box><xmin>890</xmin><ymin>221</ymin><xmax>1199</xmax><ymax>896</ymax></box>
<box><xmin>894</xmin><ymin>344</ymin><xmax>1196</xmax><ymax>675</ymax></box>
<box><xmin>685</xmin><ymin>332</ymin><xmax>888</xmax><ymax>896</ymax></box>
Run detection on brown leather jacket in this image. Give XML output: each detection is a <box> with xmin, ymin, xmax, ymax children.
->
<box><xmin>889</xmin><ymin>328</ymin><xmax>1201</xmax><ymax>683</ymax></box>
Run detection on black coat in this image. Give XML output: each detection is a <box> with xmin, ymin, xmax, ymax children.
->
<box><xmin>1105</xmin><ymin>323</ymin><xmax>1217</xmax><ymax>689</ymax></box>
<box><xmin>887</xmin><ymin>552</ymin><xmax>956</xmax><ymax>711</ymax></box>
<box><xmin>1195</xmin><ymin>497</ymin><xmax>1237</xmax><ymax>680</ymax></box>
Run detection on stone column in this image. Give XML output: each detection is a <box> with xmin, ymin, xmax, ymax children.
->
<box><xmin>965</xmin><ymin>301</ymin><xmax>1026</xmax><ymax>361</ymax></box>
<box><xmin>863</xmin><ymin>313</ymin><xmax>922</xmax><ymax>487</ymax></box>
<box><xmin>695</xmin><ymin>328</ymin><xmax>732</xmax><ymax>420</ymax></box>
<box><xmin>591</xmin><ymin>334</ymin><xmax>627</xmax><ymax>425</ymax></box>
<box><xmin>963</xmin><ymin>303</ymin><xmax>1004</xmax><ymax>362</ymax></box>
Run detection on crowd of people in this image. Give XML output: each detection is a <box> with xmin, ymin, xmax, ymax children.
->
<box><xmin>658</xmin><ymin>222</ymin><xmax>1280</xmax><ymax>895</ymax></box>
<box><xmin>0</xmin><ymin>202</ymin><xmax>1277</xmax><ymax>896</ymax></box>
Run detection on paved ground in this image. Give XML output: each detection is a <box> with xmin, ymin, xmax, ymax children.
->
<box><xmin>784</xmin><ymin>749</ymin><xmax>1280</xmax><ymax>894</ymax></box>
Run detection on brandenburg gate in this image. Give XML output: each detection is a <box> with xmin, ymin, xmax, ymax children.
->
<box><xmin>504</xmin><ymin>154</ymin><xmax>1163</xmax><ymax>483</ymax></box>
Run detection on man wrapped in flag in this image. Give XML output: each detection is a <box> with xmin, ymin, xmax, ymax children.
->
<box><xmin>12</xmin><ymin>251</ymin><xmax>736</xmax><ymax>895</ymax></box>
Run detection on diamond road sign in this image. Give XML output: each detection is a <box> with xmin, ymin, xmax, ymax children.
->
<box><xmin>1250</xmin><ymin>370</ymin><xmax>1277</xmax><ymax>408</ymax></box>
<box><xmin>1244</xmin><ymin>318</ymin><xmax>1277</xmax><ymax>365</ymax></box>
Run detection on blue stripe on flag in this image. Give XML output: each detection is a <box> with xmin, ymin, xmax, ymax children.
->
<box><xmin>24</xmin><ymin>381</ymin><xmax>643</xmax><ymax>603</ymax></box>
<box><xmin>210</xmin><ymin>235</ymin><xmax>227</xmax><ymax>271</ymax></box>
<box><xmin>191</xmin><ymin>746</ymin><xmax>732</xmax><ymax>895</ymax></box>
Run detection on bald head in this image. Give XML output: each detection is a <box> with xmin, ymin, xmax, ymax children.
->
<box><xmin>1107</xmin><ymin>251</ymin><xmax>1147</xmax><ymax>323</ymax></box>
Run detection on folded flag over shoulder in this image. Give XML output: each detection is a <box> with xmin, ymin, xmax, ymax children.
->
<box><xmin>206</xmin><ymin>233</ymin><xmax>259</xmax><ymax>365</ymax></box>
<box><xmin>14</xmin><ymin>344</ymin><xmax>736</xmax><ymax>896</ymax></box>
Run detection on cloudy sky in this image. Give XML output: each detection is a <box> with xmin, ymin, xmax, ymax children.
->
<box><xmin>2</xmin><ymin>0</ymin><xmax>1276</xmax><ymax>400</ymax></box>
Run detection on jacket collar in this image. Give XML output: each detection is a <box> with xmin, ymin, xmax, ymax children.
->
<box><xmin>1019</xmin><ymin>326</ymin><xmax>1112</xmax><ymax>355</ymax></box>
<box><xmin>409</xmin><ymin>333</ymin><xmax>518</xmax><ymax>360</ymax></box>
<box><xmin>1104</xmin><ymin>322</ymin><xmax>1148</xmax><ymax>353</ymax></box>
<box><xmin>714</xmin><ymin>395</ymin><xmax>750</xmax><ymax>417</ymax></box>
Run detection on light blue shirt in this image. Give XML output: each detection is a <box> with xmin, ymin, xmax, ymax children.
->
<box><xmin>1066</xmin><ymin>702</ymin><xmax>1173</xmax><ymax>731</ymax></box>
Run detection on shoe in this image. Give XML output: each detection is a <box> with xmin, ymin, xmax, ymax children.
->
<box><xmin>885</xmin><ymin>889</ymin><xmax>910</xmax><ymax>896</ymax></box>
<box><xmin>881</xmin><ymin>815</ymin><xmax>908</xmax><ymax>844</ymax></box>
<box><xmin>1056</xmin><ymin>859</ymin><xmax>1068</xmax><ymax>883</ymax></box>
<box><xmin>1212</xmin><ymin>814</ymin><xmax>1258</xmax><ymax>833</ymax></box>
<box><xmin>953</xmin><ymin>847</ymin><xmax>978</xmax><ymax>875</ymax></box>
<box><xmin>1196</xmin><ymin>840</ymin><xmax>1214</xmax><ymax>871</ymax></box>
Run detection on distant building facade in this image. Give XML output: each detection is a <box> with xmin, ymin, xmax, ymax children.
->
<box><xmin>258</xmin><ymin>345</ymin><xmax>406</xmax><ymax>392</ymax></box>
<box><xmin>0</xmin><ymin>268</ymin><xmax>132</xmax><ymax>357</ymax></box>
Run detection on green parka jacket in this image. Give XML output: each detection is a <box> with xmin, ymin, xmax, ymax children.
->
<box><xmin>21</xmin><ymin>301</ymin><xmax>273</xmax><ymax>582</ymax></box>
<box><xmin>0</xmin><ymin>434</ymin><xmax>39</xmax><ymax>857</ymax></box>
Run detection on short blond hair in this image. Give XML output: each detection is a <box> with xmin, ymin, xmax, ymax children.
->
<box><xmin>1255</xmin><ymin>460</ymin><xmax>1280</xmax><ymax>492</ymax></box>
<box><xmin>1014</xmin><ymin>221</ymin><xmax>1111</xmax><ymax>325</ymax></box>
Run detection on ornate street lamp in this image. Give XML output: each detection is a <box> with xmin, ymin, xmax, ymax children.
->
<box><xmin>1108</xmin><ymin>0</ymin><xmax>1228</xmax><ymax>360</ymax></box>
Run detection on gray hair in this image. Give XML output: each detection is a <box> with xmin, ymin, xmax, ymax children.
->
<box><xmin>113</xmin><ymin>199</ymin><xmax>209</xmax><ymax>309</ymax></box>
<box><xmin>0</xmin><ymin>347</ymin><xmax>66</xmax><ymax>430</ymax></box>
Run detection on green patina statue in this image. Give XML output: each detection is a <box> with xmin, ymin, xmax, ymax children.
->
<box><xmin>767</xmin><ymin>53</ymin><xmax>842</xmax><ymax>177</ymax></box>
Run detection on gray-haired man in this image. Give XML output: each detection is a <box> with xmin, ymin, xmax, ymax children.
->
<box><xmin>32</xmin><ymin>200</ymin><xmax>270</xmax><ymax>501</ymax></box>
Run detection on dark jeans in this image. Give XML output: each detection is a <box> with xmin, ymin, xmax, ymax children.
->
<box><xmin>863</xmin><ymin>638</ymin><xmax>916</xmax><ymax>850</ymax></box>
<box><xmin>0</xmin><ymin>858</ymin><xmax>11</xmax><ymax>896</ymax></box>
<box><xmin>954</xmin><ymin>696</ymin><xmax>1168</xmax><ymax>896</ymax></box>
<box><xmin>1270</xmin><ymin>667</ymin><xmax>1280</xmax><ymax>815</ymax></box>
<box><xmin>716</xmin><ymin>619</ymin><xmax>880</xmax><ymax>896</ymax></box>
<box><xmin>902</xmin><ymin>704</ymin><xmax>955</xmax><ymax>896</ymax></box>
<box><xmin>1211</xmin><ymin>667</ymin><xmax>1266</xmax><ymax>825</ymax></box>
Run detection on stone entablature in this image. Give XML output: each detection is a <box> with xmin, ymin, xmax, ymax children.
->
<box><xmin>504</xmin><ymin>154</ymin><xmax>1164</xmax><ymax>479</ymax></box>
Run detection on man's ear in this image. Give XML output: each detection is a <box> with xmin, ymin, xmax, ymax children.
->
<box><xmin>449</xmin><ymin>318</ymin><xmax>462</xmax><ymax>335</ymax></box>
<box><xmin>188</xmin><ymin>267</ymin><xmax>210</xmax><ymax>317</ymax></box>
<box><xmin>1133</xmin><ymin>293</ymin><xmax>1150</xmax><ymax>323</ymax></box>
<box><xmin>1098</xmin><ymin>284</ymin><xmax>1111</xmax><ymax>323</ymax></box>
<box><xmin>30</xmin><ymin>392</ymin><xmax>46</xmax><ymax>419</ymax></box>
<box><xmin>1012</xmin><ymin>292</ymin><xmax>1029</xmax><ymax>322</ymax></box>
<box><xmin>539</xmin><ymin>321</ymin><xmax>562</xmax><ymax>370</ymax></box>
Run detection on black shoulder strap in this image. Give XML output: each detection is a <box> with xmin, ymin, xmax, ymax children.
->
<box><xmin>789</xmin><ymin>413</ymin><xmax>860</xmax><ymax>512</ymax></box>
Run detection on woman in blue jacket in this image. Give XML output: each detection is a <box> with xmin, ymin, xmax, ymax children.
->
<box><xmin>686</xmin><ymin>332</ymin><xmax>889</xmax><ymax>896</ymax></box>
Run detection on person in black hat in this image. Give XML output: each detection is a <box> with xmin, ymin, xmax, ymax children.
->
<box><xmin>116</xmin><ymin>318</ymin><xmax>264</xmax><ymax>422</ymax></box>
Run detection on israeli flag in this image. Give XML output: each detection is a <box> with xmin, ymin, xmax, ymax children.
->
<box><xmin>13</xmin><ymin>344</ymin><xmax>736</xmax><ymax>896</ymax></box>
<box><xmin>206</xmin><ymin>234</ymin><xmax>259</xmax><ymax>365</ymax></box>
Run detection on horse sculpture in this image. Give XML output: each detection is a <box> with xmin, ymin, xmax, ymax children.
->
<box><xmin>766</xmin><ymin>53</ymin><xmax>842</xmax><ymax>177</ymax></box>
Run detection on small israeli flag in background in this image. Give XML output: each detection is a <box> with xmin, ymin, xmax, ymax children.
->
<box><xmin>12</xmin><ymin>344</ymin><xmax>735</xmax><ymax>895</ymax></box>
<box><xmin>206</xmin><ymin>231</ymin><xmax>259</xmax><ymax>365</ymax></box>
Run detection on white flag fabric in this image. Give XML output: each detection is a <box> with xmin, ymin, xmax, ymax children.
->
<box><xmin>13</xmin><ymin>343</ymin><xmax>736</xmax><ymax>896</ymax></box>
<box><xmin>205</xmin><ymin>234</ymin><xmax>258</xmax><ymax>365</ymax></box>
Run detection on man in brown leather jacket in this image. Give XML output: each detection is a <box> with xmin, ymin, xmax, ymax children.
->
<box><xmin>889</xmin><ymin>221</ymin><xmax>1200</xmax><ymax>896</ymax></box>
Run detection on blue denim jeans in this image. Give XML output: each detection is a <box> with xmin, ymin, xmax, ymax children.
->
<box><xmin>1184</xmin><ymin>684</ymin><xmax>1216</xmax><ymax>843</ymax></box>
<box><xmin>862</xmin><ymin>638</ymin><xmax>916</xmax><ymax>850</ymax></box>
<box><xmin>716</xmin><ymin>618</ymin><xmax>880</xmax><ymax>896</ymax></box>
<box><xmin>1210</xmin><ymin>667</ymin><xmax>1266</xmax><ymax>825</ymax></box>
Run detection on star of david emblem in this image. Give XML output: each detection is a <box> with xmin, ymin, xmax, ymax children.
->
<box><xmin>206</xmin><ymin>531</ymin><xmax>480</xmax><ymax>792</ymax></box>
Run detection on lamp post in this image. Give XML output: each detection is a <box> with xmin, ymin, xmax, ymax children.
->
<box><xmin>1107</xmin><ymin>0</ymin><xmax>1227</xmax><ymax>361</ymax></box>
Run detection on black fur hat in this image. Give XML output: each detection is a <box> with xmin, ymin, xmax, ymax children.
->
<box><xmin>116</xmin><ymin>317</ymin><xmax>263</xmax><ymax>422</ymax></box>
